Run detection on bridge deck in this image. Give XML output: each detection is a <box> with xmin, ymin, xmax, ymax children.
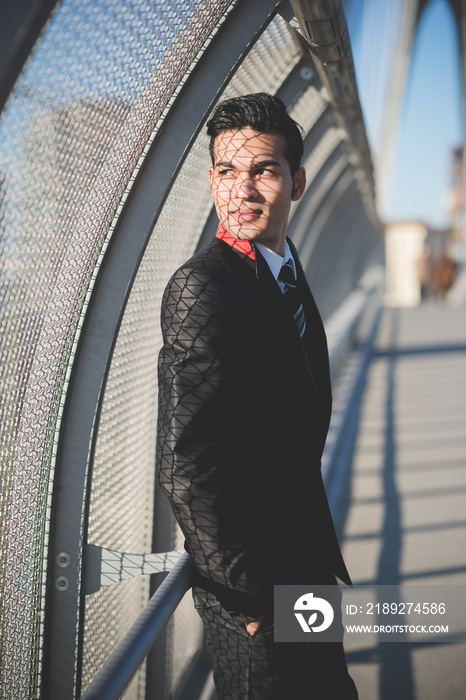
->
<box><xmin>343</xmin><ymin>299</ymin><xmax>466</xmax><ymax>700</ymax></box>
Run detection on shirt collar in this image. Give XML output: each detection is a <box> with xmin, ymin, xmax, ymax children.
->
<box><xmin>256</xmin><ymin>240</ymin><xmax>294</xmax><ymax>282</ymax></box>
<box><xmin>215</xmin><ymin>223</ymin><xmax>296</xmax><ymax>286</ymax></box>
<box><xmin>215</xmin><ymin>223</ymin><xmax>295</xmax><ymax>274</ymax></box>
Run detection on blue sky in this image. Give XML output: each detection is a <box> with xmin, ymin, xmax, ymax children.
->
<box><xmin>347</xmin><ymin>0</ymin><xmax>464</xmax><ymax>228</ymax></box>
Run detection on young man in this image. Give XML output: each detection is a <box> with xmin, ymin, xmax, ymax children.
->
<box><xmin>157</xmin><ymin>93</ymin><xmax>358</xmax><ymax>699</ymax></box>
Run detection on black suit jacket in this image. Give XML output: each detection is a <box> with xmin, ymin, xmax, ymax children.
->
<box><xmin>157</xmin><ymin>231</ymin><xmax>350</xmax><ymax>616</ymax></box>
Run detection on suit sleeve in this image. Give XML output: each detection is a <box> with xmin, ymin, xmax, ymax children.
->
<box><xmin>156</xmin><ymin>264</ymin><xmax>269</xmax><ymax>602</ymax></box>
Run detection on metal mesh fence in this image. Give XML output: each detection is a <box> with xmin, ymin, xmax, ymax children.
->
<box><xmin>80</xmin><ymin>12</ymin><xmax>307</xmax><ymax>697</ymax></box>
<box><xmin>0</xmin><ymin>0</ymin><xmax>380</xmax><ymax>697</ymax></box>
<box><xmin>0</xmin><ymin>0</ymin><xmax>234</xmax><ymax>697</ymax></box>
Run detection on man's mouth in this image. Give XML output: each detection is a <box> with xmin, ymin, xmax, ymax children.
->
<box><xmin>233</xmin><ymin>207</ymin><xmax>262</xmax><ymax>222</ymax></box>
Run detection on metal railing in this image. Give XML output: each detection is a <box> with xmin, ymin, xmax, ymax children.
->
<box><xmin>81</xmin><ymin>554</ymin><xmax>193</xmax><ymax>700</ymax></box>
<box><xmin>323</xmin><ymin>266</ymin><xmax>385</xmax><ymax>515</ymax></box>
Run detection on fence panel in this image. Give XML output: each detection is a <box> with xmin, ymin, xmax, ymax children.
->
<box><xmin>0</xmin><ymin>1</ymin><xmax>381</xmax><ymax>697</ymax></box>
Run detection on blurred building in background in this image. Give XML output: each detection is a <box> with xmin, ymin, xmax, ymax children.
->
<box><xmin>385</xmin><ymin>220</ymin><xmax>428</xmax><ymax>306</ymax></box>
<box><xmin>449</xmin><ymin>145</ymin><xmax>466</xmax><ymax>263</ymax></box>
<box><xmin>385</xmin><ymin>220</ymin><xmax>455</xmax><ymax>306</ymax></box>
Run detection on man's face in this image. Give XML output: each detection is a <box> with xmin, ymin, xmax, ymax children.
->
<box><xmin>209</xmin><ymin>127</ymin><xmax>306</xmax><ymax>255</ymax></box>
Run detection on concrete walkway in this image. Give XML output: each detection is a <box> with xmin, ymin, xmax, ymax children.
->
<box><xmin>342</xmin><ymin>300</ymin><xmax>466</xmax><ymax>700</ymax></box>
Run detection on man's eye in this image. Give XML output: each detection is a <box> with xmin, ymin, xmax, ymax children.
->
<box><xmin>218</xmin><ymin>169</ymin><xmax>235</xmax><ymax>177</ymax></box>
<box><xmin>255</xmin><ymin>168</ymin><xmax>275</xmax><ymax>176</ymax></box>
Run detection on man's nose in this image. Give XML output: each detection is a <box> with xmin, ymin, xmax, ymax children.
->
<box><xmin>234</xmin><ymin>174</ymin><xmax>258</xmax><ymax>199</ymax></box>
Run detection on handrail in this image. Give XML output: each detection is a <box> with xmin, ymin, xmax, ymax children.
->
<box><xmin>326</xmin><ymin>265</ymin><xmax>384</xmax><ymax>373</ymax></box>
<box><xmin>80</xmin><ymin>552</ymin><xmax>193</xmax><ymax>700</ymax></box>
<box><xmin>323</xmin><ymin>267</ymin><xmax>385</xmax><ymax>510</ymax></box>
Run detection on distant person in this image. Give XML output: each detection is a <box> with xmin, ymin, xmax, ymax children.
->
<box><xmin>434</xmin><ymin>254</ymin><xmax>455</xmax><ymax>298</ymax></box>
<box><xmin>417</xmin><ymin>247</ymin><xmax>433</xmax><ymax>301</ymax></box>
<box><xmin>157</xmin><ymin>93</ymin><xmax>358</xmax><ymax>699</ymax></box>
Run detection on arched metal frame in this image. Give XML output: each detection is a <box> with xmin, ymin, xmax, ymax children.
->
<box><xmin>0</xmin><ymin>1</ymin><xmax>382</xmax><ymax>698</ymax></box>
<box><xmin>44</xmin><ymin>4</ymin><xmax>285</xmax><ymax>696</ymax></box>
<box><xmin>376</xmin><ymin>0</ymin><xmax>465</xmax><ymax>213</ymax></box>
<box><xmin>0</xmin><ymin>0</ymin><xmax>61</xmax><ymax>111</ymax></box>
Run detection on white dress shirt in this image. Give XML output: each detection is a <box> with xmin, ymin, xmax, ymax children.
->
<box><xmin>255</xmin><ymin>240</ymin><xmax>296</xmax><ymax>293</ymax></box>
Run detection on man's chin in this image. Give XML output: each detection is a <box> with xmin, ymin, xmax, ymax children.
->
<box><xmin>225</xmin><ymin>222</ymin><xmax>261</xmax><ymax>242</ymax></box>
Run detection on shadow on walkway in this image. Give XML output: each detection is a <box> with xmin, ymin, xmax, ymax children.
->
<box><xmin>342</xmin><ymin>302</ymin><xmax>466</xmax><ymax>700</ymax></box>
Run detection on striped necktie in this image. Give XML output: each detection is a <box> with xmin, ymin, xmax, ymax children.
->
<box><xmin>278</xmin><ymin>259</ymin><xmax>306</xmax><ymax>337</ymax></box>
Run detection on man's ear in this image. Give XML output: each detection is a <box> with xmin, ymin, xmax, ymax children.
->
<box><xmin>208</xmin><ymin>165</ymin><xmax>217</xmax><ymax>196</ymax></box>
<box><xmin>291</xmin><ymin>167</ymin><xmax>306</xmax><ymax>201</ymax></box>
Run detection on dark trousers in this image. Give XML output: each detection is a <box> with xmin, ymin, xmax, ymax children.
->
<box><xmin>193</xmin><ymin>586</ymin><xmax>358</xmax><ymax>700</ymax></box>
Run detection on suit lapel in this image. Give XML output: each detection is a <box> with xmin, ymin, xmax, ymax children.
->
<box><xmin>289</xmin><ymin>241</ymin><xmax>332</xmax><ymax>399</ymax></box>
<box><xmin>254</xmin><ymin>245</ymin><xmax>319</xmax><ymax>392</ymax></box>
<box><xmin>217</xmin><ymin>235</ymin><xmax>328</xmax><ymax>398</ymax></box>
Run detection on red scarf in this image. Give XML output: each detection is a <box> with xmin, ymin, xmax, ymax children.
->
<box><xmin>215</xmin><ymin>223</ymin><xmax>255</xmax><ymax>260</ymax></box>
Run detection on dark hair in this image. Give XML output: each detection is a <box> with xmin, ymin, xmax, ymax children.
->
<box><xmin>206</xmin><ymin>93</ymin><xmax>304</xmax><ymax>175</ymax></box>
